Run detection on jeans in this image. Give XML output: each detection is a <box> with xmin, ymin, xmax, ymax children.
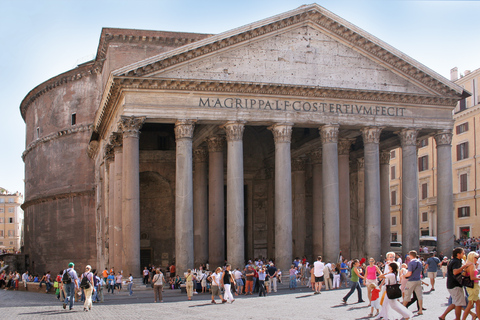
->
<box><xmin>343</xmin><ymin>281</ymin><xmax>363</xmax><ymax>302</ymax></box>
<box><xmin>64</xmin><ymin>282</ymin><xmax>76</xmax><ymax>310</ymax></box>
<box><xmin>128</xmin><ymin>283</ymin><xmax>133</xmax><ymax>295</ymax></box>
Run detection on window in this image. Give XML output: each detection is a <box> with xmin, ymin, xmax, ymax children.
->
<box><xmin>419</xmin><ymin>138</ymin><xmax>428</xmax><ymax>148</ymax></box>
<box><xmin>391</xmin><ymin>190</ymin><xmax>397</xmax><ymax>206</ymax></box>
<box><xmin>456</xmin><ymin>122</ymin><xmax>469</xmax><ymax>134</ymax></box>
<box><xmin>7</xmin><ymin>230</ymin><xmax>14</xmax><ymax>237</ymax></box>
<box><xmin>418</xmin><ymin>155</ymin><xmax>428</xmax><ymax>172</ymax></box>
<box><xmin>71</xmin><ymin>113</ymin><xmax>77</xmax><ymax>126</ymax></box>
<box><xmin>8</xmin><ymin>208</ymin><xmax>13</xmax><ymax>213</ymax></box>
<box><xmin>390</xmin><ymin>150</ymin><xmax>396</xmax><ymax>159</ymax></box>
<box><xmin>8</xmin><ymin>217</ymin><xmax>13</xmax><ymax>223</ymax></box>
<box><xmin>458</xmin><ymin>206</ymin><xmax>470</xmax><ymax>218</ymax></box>
<box><xmin>422</xmin><ymin>212</ymin><xmax>428</xmax><ymax>222</ymax></box>
<box><xmin>421</xmin><ymin>183</ymin><xmax>428</xmax><ymax>200</ymax></box>
<box><xmin>390</xmin><ymin>166</ymin><xmax>396</xmax><ymax>180</ymax></box>
<box><xmin>391</xmin><ymin>233</ymin><xmax>398</xmax><ymax>242</ymax></box>
<box><xmin>392</xmin><ymin>216</ymin><xmax>397</xmax><ymax>226</ymax></box>
<box><xmin>457</xmin><ymin>142</ymin><xmax>469</xmax><ymax>161</ymax></box>
<box><xmin>460</xmin><ymin>173</ymin><xmax>468</xmax><ymax>192</ymax></box>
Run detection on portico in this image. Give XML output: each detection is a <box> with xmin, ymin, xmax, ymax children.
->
<box><xmin>88</xmin><ymin>4</ymin><xmax>467</xmax><ymax>276</ymax></box>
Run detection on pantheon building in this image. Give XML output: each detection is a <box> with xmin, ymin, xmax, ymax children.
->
<box><xmin>21</xmin><ymin>4</ymin><xmax>469</xmax><ymax>276</ymax></box>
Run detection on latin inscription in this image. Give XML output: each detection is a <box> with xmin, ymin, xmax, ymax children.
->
<box><xmin>199</xmin><ymin>97</ymin><xmax>406</xmax><ymax>117</ymax></box>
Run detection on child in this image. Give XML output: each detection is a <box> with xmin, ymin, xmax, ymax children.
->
<box><xmin>368</xmin><ymin>283</ymin><xmax>380</xmax><ymax>317</ymax></box>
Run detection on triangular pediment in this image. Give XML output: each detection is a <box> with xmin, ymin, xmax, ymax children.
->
<box><xmin>113</xmin><ymin>3</ymin><xmax>465</xmax><ymax>99</ymax></box>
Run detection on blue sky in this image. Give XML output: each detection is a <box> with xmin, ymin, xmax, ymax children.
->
<box><xmin>0</xmin><ymin>0</ymin><xmax>479</xmax><ymax>196</ymax></box>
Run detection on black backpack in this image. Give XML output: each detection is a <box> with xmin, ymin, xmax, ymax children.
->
<box><xmin>62</xmin><ymin>270</ymin><xmax>72</xmax><ymax>284</ymax></box>
<box><xmin>80</xmin><ymin>273</ymin><xmax>91</xmax><ymax>289</ymax></box>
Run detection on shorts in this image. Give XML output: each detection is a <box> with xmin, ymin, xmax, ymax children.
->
<box><xmin>211</xmin><ymin>285</ymin><xmax>220</xmax><ymax>296</ymax></box>
<box><xmin>427</xmin><ymin>272</ymin><xmax>437</xmax><ymax>280</ymax></box>
<box><xmin>365</xmin><ymin>279</ymin><xmax>377</xmax><ymax>286</ymax></box>
<box><xmin>403</xmin><ymin>280</ymin><xmax>423</xmax><ymax>302</ymax></box>
<box><xmin>467</xmin><ymin>283</ymin><xmax>480</xmax><ymax>302</ymax></box>
<box><xmin>448</xmin><ymin>286</ymin><xmax>466</xmax><ymax>307</ymax></box>
<box><xmin>315</xmin><ymin>276</ymin><xmax>324</xmax><ymax>283</ymax></box>
<box><xmin>371</xmin><ymin>299</ymin><xmax>380</xmax><ymax>309</ymax></box>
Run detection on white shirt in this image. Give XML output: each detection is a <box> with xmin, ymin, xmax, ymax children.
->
<box><xmin>313</xmin><ymin>261</ymin><xmax>325</xmax><ymax>277</ymax></box>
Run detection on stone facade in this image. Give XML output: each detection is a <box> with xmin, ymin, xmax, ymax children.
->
<box><xmin>21</xmin><ymin>4</ymin><xmax>468</xmax><ymax>276</ymax></box>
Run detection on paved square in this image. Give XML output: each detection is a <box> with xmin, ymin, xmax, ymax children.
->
<box><xmin>0</xmin><ymin>277</ymin><xmax>461</xmax><ymax>319</ymax></box>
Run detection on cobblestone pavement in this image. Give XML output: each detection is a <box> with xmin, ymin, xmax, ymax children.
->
<box><xmin>0</xmin><ymin>277</ymin><xmax>460</xmax><ymax>319</ymax></box>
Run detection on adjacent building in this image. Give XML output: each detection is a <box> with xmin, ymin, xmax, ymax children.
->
<box><xmin>21</xmin><ymin>4</ymin><xmax>468</xmax><ymax>276</ymax></box>
<box><xmin>0</xmin><ymin>189</ymin><xmax>24</xmax><ymax>252</ymax></box>
<box><xmin>390</xmin><ymin>67</ymin><xmax>480</xmax><ymax>248</ymax></box>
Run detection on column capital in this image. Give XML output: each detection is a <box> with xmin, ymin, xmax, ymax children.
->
<box><xmin>361</xmin><ymin>126</ymin><xmax>384</xmax><ymax>144</ymax></box>
<box><xmin>193</xmin><ymin>147</ymin><xmax>208</xmax><ymax>162</ymax></box>
<box><xmin>380</xmin><ymin>150</ymin><xmax>391</xmax><ymax>165</ymax></box>
<box><xmin>174</xmin><ymin>119</ymin><xmax>196</xmax><ymax>140</ymax></box>
<box><xmin>268</xmin><ymin>123</ymin><xmax>293</xmax><ymax>143</ymax></box>
<box><xmin>320</xmin><ymin>124</ymin><xmax>339</xmax><ymax>144</ymax></box>
<box><xmin>292</xmin><ymin>158</ymin><xmax>306</xmax><ymax>172</ymax></box>
<box><xmin>309</xmin><ymin>149</ymin><xmax>322</xmax><ymax>164</ymax></box>
<box><xmin>398</xmin><ymin>128</ymin><xmax>419</xmax><ymax>147</ymax></box>
<box><xmin>338</xmin><ymin>138</ymin><xmax>355</xmax><ymax>155</ymax></box>
<box><xmin>207</xmin><ymin>136</ymin><xmax>224</xmax><ymax>152</ymax></box>
<box><xmin>357</xmin><ymin>157</ymin><xmax>365</xmax><ymax>169</ymax></box>
<box><xmin>119</xmin><ymin>116</ymin><xmax>146</xmax><ymax>139</ymax></box>
<box><xmin>222</xmin><ymin>121</ymin><xmax>246</xmax><ymax>141</ymax></box>
<box><xmin>434</xmin><ymin>130</ymin><xmax>453</xmax><ymax>146</ymax></box>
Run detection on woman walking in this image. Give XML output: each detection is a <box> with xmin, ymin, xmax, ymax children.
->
<box><xmin>342</xmin><ymin>259</ymin><xmax>365</xmax><ymax>304</ymax></box>
<box><xmin>152</xmin><ymin>268</ymin><xmax>165</xmax><ymax>303</ymax></box>
<box><xmin>365</xmin><ymin>258</ymin><xmax>382</xmax><ymax>303</ymax></box>
<box><xmin>210</xmin><ymin>267</ymin><xmax>226</xmax><ymax>304</ymax></box>
<box><xmin>185</xmin><ymin>269</ymin><xmax>195</xmax><ymax>300</ymax></box>
<box><xmin>222</xmin><ymin>264</ymin><xmax>235</xmax><ymax>303</ymax></box>
<box><xmin>376</xmin><ymin>262</ymin><xmax>412</xmax><ymax>320</ymax></box>
<box><xmin>461</xmin><ymin>252</ymin><xmax>480</xmax><ymax>320</ymax></box>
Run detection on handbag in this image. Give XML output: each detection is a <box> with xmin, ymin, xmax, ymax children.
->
<box><xmin>455</xmin><ymin>272</ymin><xmax>474</xmax><ymax>288</ymax></box>
<box><xmin>385</xmin><ymin>276</ymin><xmax>402</xmax><ymax>299</ymax></box>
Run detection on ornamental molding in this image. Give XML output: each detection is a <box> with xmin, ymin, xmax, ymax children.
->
<box><xmin>193</xmin><ymin>147</ymin><xmax>208</xmax><ymax>162</ymax></box>
<box><xmin>21</xmin><ymin>189</ymin><xmax>95</xmax><ymax>210</ymax></box>
<box><xmin>338</xmin><ymin>139</ymin><xmax>355</xmax><ymax>155</ymax></box>
<box><xmin>292</xmin><ymin>158</ymin><xmax>306</xmax><ymax>172</ymax></box>
<box><xmin>434</xmin><ymin>130</ymin><xmax>453</xmax><ymax>146</ymax></box>
<box><xmin>361</xmin><ymin>126</ymin><xmax>384</xmax><ymax>144</ymax></box>
<box><xmin>398</xmin><ymin>128</ymin><xmax>419</xmax><ymax>147</ymax></box>
<box><xmin>207</xmin><ymin>136</ymin><xmax>224</xmax><ymax>152</ymax></box>
<box><xmin>320</xmin><ymin>124</ymin><xmax>339</xmax><ymax>144</ymax></box>
<box><xmin>22</xmin><ymin>124</ymin><xmax>93</xmax><ymax>161</ymax></box>
<box><xmin>309</xmin><ymin>149</ymin><xmax>323</xmax><ymax>164</ymax></box>
<box><xmin>174</xmin><ymin>119</ymin><xmax>196</xmax><ymax>140</ymax></box>
<box><xmin>118</xmin><ymin>116</ymin><xmax>146</xmax><ymax>139</ymax></box>
<box><xmin>268</xmin><ymin>123</ymin><xmax>293</xmax><ymax>144</ymax></box>
<box><xmin>380</xmin><ymin>150</ymin><xmax>391</xmax><ymax>165</ymax></box>
<box><xmin>222</xmin><ymin>121</ymin><xmax>246</xmax><ymax>141</ymax></box>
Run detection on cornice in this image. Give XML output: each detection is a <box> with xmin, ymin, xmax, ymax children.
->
<box><xmin>22</xmin><ymin>124</ymin><xmax>93</xmax><ymax>161</ymax></box>
<box><xmin>115</xmin><ymin>5</ymin><xmax>464</xmax><ymax>100</ymax></box>
<box><xmin>21</xmin><ymin>189</ymin><xmax>95</xmax><ymax>210</ymax></box>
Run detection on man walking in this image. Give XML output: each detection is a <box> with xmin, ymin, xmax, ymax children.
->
<box><xmin>425</xmin><ymin>252</ymin><xmax>441</xmax><ymax>291</ymax></box>
<box><xmin>403</xmin><ymin>251</ymin><xmax>424</xmax><ymax>315</ymax></box>
<box><xmin>62</xmin><ymin>262</ymin><xmax>79</xmax><ymax>311</ymax></box>
<box><xmin>313</xmin><ymin>256</ymin><xmax>325</xmax><ymax>294</ymax></box>
<box><xmin>439</xmin><ymin>247</ymin><xmax>470</xmax><ymax>320</ymax></box>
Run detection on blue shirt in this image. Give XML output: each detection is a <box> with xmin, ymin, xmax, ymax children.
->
<box><xmin>407</xmin><ymin>259</ymin><xmax>422</xmax><ymax>281</ymax></box>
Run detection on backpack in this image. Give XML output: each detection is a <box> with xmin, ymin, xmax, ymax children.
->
<box><xmin>62</xmin><ymin>270</ymin><xmax>72</xmax><ymax>284</ymax></box>
<box><xmin>80</xmin><ymin>273</ymin><xmax>91</xmax><ymax>289</ymax></box>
